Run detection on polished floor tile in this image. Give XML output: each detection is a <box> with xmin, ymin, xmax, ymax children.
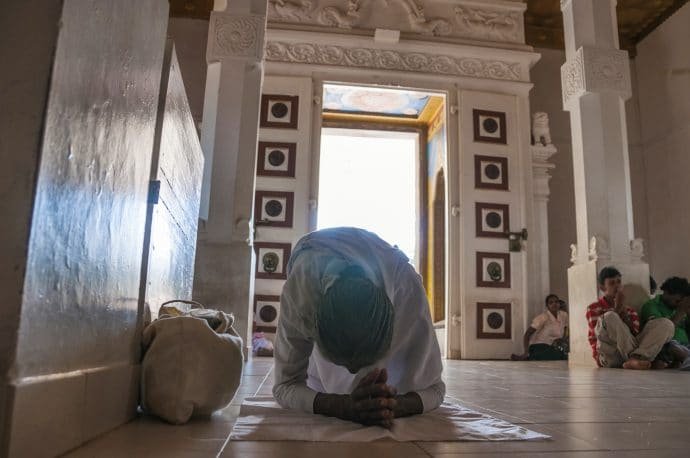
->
<box><xmin>65</xmin><ymin>359</ymin><xmax>690</xmax><ymax>457</ymax></box>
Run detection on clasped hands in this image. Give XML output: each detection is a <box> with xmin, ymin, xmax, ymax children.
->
<box><xmin>345</xmin><ymin>367</ymin><xmax>397</xmax><ymax>428</ymax></box>
<box><xmin>313</xmin><ymin>367</ymin><xmax>423</xmax><ymax>427</ymax></box>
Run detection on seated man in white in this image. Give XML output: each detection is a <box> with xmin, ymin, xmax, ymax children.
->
<box><xmin>273</xmin><ymin>227</ymin><xmax>445</xmax><ymax>428</ymax></box>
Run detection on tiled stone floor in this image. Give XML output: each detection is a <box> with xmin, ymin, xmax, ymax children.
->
<box><xmin>66</xmin><ymin>359</ymin><xmax>690</xmax><ymax>457</ymax></box>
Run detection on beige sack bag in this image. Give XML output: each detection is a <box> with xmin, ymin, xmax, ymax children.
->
<box><xmin>141</xmin><ymin>300</ymin><xmax>244</xmax><ymax>424</ymax></box>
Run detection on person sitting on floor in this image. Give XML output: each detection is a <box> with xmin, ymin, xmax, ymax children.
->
<box><xmin>640</xmin><ymin>276</ymin><xmax>690</xmax><ymax>370</ymax></box>
<box><xmin>272</xmin><ymin>227</ymin><xmax>445</xmax><ymax>428</ymax></box>
<box><xmin>511</xmin><ymin>294</ymin><xmax>568</xmax><ymax>361</ymax></box>
<box><xmin>586</xmin><ymin>266</ymin><xmax>674</xmax><ymax>370</ymax></box>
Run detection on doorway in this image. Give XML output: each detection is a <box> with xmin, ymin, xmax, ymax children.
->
<box><xmin>318</xmin><ymin>128</ymin><xmax>419</xmax><ymax>265</ymax></box>
<box><xmin>317</xmin><ymin>83</ymin><xmax>449</xmax><ymax>350</ymax></box>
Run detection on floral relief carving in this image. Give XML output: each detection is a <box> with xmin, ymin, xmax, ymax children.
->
<box><xmin>587</xmin><ymin>47</ymin><xmax>630</xmax><ymax>95</ymax></box>
<box><xmin>454</xmin><ymin>5</ymin><xmax>520</xmax><ymax>42</ymax></box>
<box><xmin>211</xmin><ymin>14</ymin><xmax>265</xmax><ymax>59</ymax></box>
<box><xmin>562</xmin><ymin>47</ymin><xmax>631</xmax><ymax>107</ymax></box>
<box><xmin>264</xmin><ymin>41</ymin><xmax>523</xmax><ymax>80</ymax></box>
<box><xmin>561</xmin><ymin>48</ymin><xmax>584</xmax><ymax>107</ymax></box>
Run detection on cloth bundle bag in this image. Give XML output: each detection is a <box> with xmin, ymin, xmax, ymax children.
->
<box><xmin>141</xmin><ymin>300</ymin><xmax>244</xmax><ymax>424</ymax></box>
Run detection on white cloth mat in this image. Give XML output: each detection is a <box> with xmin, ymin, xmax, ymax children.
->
<box><xmin>230</xmin><ymin>397</ymin><xmax>550</xmax><ymax>442</ymax></box>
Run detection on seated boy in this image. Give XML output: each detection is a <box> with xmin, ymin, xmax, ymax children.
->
<box><xmin>586</xmin><ymin>267</ymin><xmax>674</xmax><ymax>369</ymax></box>
<box><xmin>640</xmin><ymin>277</ymin><xmax>690</xmax><ymax>370</ymax></box>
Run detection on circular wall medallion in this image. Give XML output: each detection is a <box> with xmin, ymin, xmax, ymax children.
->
<box><xmin>259</xmin><ymin>305</ymin><xmax>277</xmax><ymax>323</ymax></box>
<box><xmin>487</xmin><ymin>312</ymin><xmax>504</xmax><ymax>329</ymax></box>
<box><xmin>262</xmin><ymin>252</ymin><xmax>279</xmax><ymax>273</ymax></box>
<box><xmin>483</xmin><ymin>117</ymin><xmax>499</xmax><ymax>133</ymax></box>
<box><xmin>271</xmin><ymin>102</ymin><xmax>289</xmax><ymax>119</ymax></box>
<box><xmin>487</xmin><ymin>262</ymin><xmax>503</xmax><ymax>281</ymax></box>
<box><xmin>268</xmin><ymin>149</ymin><xmax>286</xmax><ymax>166</ymax></box>
<box><xmin>484</xmin><ymin>163</ymin><xmax>501</xmax><ymax>180</ymax></box>
<box><xmin>264</xmin><ymin>199</ymin><xmax>283</xmax><ymax>217</ymax></box>
<box><xmin>485</xmin><ymin>211</ymin><xmax>503</xmax><ymax>229</ymax></box>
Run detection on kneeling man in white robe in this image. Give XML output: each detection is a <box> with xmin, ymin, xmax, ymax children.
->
<box><xmin>272</xmin><ymin>227</ymin><xmax>445</xmax><ymax>428</ymax></box>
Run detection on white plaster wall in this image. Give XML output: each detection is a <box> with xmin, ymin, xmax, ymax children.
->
<box><xmin>634</xmin><ymin>3</ymin><xmax>690</xmax><ymax>282</ymax></box>
<box><xmin>167</xmin><ymin>18</ymin><xmax>209</xmax><ymax>125</ymax></box>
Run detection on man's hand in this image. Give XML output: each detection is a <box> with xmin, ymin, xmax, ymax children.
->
<box><xmin>348</xmin><ymin>368</ymin><xmax>397</xmax><ymax>427</ymax></box>
<box><xmin>614</xmin><ymin>289</ymin><xmax>626</xmax><ymax>314</ymax></box>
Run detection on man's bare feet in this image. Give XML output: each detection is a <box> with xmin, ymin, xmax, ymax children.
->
<box><xmin>510</xmin><ymin>353</ymin><xmax>528</xmax><ymax>361</ymax></box>
<box><xmin>651</xmin><ymin>360</ymin><xmax>668</xmax><ymax>370</ymax></box>
<box><xmin>622</xmin><ymin>358</ymin><xmax>651</xmax><ymax>370</ymax></box>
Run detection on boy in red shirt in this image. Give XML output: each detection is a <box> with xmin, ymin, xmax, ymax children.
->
<box><xmin>586</xmin><ymin>266</ymin><xmax>674</xmax><ymax>369</ymax></box>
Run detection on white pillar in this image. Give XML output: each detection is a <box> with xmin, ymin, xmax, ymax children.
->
<box><xmin>531</xmin><ymin>137</ymin><xmax>557</xmax><ymax>315</ymax></box>
<box><xmin>193</xmin><ymin>0</ymin><xmax>267</xmax><ymax>348</ymax></box>
<box><xmin>560</xmin><ymin>0</ymin><xmax>649</xmax><ymax>367</ymax></box>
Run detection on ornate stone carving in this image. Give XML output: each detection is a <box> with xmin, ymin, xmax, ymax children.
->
<box><xmin>386</xmin><ymin>0</ymin><xmax>452</xmax><ymax>36</ymax></box>
<box><xmin>269</xmin><ymin>0</ymin><xmax>313</xmax><ymax>22</ymax></box>
<box><xmin>531</xmin><ymin>140</ymin><xmax>557</xmax><ymax>201</ymax></box>
<box><xmin>587</xmin><ymin>47</ymin><xmax>630</xmax><ymax>95</ymax></box>
<box><xmin>630</xmin><ymin>238</ymin><xmax>645</xmax><ymax>261</ymax></box>
<box><xmin>318</xmin><ymin>0</ymin><xmax>361</xmax><ymax>28</ymax></box>
<box><xmin>209</xmin><ymin>13</ymin><xmax>266</xmax><ymax>60</ymax></box>
<box><xmin>561</xmin><ymin>47</ymin><xmax>584</xmax><ymax>108</ymax></box>
<box><xmin>454</xmin><ymin>4</ymin><xmax>521</xmax><ymax>42</ymax></box>
<box><xmin>264</xmin><ymin>41</ymin><xmax>522</xmax><ymax>80</ymax></box>
<box><xmin>588</xmin><ymin>235</ymin><xmax>610</xmax><ymax>262</ymax></box>
<box><xmin>570</xmin><ymin>243</ymin><xmax>578</xmax><ymax>264</ymax></box>
<box><xmin>265</xmin><ymin>0</ymin><xmax>525</xmax><ymax>43</ymax></box>
<box><xmin>562</xmin><ymin>46</ymin><xmax>631</xmax><ymax>108</ymax></box>
<box><xmin>532</xmin><ymin>112</ymin><xmax>552</xmax><ymax>146</ymax></box>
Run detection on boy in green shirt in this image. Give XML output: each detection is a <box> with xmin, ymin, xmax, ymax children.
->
<box><xmin>640</xmin><ymin>277</ymin><xmax>690</xmax><ymax>370</ymax></box>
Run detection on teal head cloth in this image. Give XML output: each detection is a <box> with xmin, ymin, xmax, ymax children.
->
<box><xmin>315</xmin><ymin>264</ymin><xmax>395</xmax><ymax>373</ymax></box>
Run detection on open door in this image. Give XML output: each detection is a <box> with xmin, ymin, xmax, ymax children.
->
<box><xmin>457</xmin><ymin>90</ymin><xmax>528</xmax><ymax>359</ymax></box>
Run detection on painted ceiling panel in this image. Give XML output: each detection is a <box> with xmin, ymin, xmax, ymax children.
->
<box><xmin>323</xmin><ymin>85</ymin><xmax>430</xmax><ymax>118</ymax></box>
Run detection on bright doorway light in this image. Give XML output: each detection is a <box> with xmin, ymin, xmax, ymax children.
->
<box><xmin>317</xmin><ymin>128</ymin><xmax>419</xmax><ymax>264</ymax></box>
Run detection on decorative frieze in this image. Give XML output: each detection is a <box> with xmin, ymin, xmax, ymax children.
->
<box><xmin>264</xmin><ymin>41</ymin><xmax>523</xmax><ymax>80</ymax></box>
<box><xmin>561</xmin><ymin>46</ymin><xmax>632</xmax><ymax>108</ymax></box>
<box><xmin>267</xmin><ymin>0</ymin><xmax>525</xmax><ymax>43</ymax></box>
<box><xmin>208</xmin><ymin>12</ymin><xmax>266</xmax><ymax>61</ymax></box>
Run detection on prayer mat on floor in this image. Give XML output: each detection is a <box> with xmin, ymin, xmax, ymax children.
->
<box><xmin>229</xmin><ymin>397</ymin><xmax>550</xmax><ymax>442</ymax></box>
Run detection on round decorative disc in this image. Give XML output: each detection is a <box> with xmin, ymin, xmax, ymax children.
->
<box><xmin>487</xmin><ymin>312</ymin><xmax>504</xmax><ymax>329</ymax></box>
<box><xmin>268</xmin><ymin>149</ymin><xmax>286</xmax><ymax>166</ymax></box>
<box><xmin>485</xmin><ymin>211</ymin><xmax>502</xmax><ymax>229</ymax></box>
<box><xmin>259</xmin><ymin>305</ymin><xmax>278</xmax><ymax>323</ymax></box>
<box><xmin>264</xmin><ymin>199</ymin><xmax>283</xmax><ymax>217</ymax></box>
<box><xmin>484</xmin><ymin>163</ymin><xmax>501</xmax><ymax>180</ymax></box>
<box><xmin>483</xmin><ymin>117</ymin><xmax>499</xmax><ymax>134</ymax></box>
<box><xmin>487</xmin><ymin>261</ymin><xmax>503</xmax><ymax>281</ymax></box>
<box><xmin>262</xmin><ymin>252</ymin><xmax>279</xmax><ymax>273</ymax></box>
<box><xmin>271</xmin><ymin>102</ymin><xmax>289</xmax><ymax>119</ymax></box>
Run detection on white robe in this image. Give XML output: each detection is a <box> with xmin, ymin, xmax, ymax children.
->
<box><xmin>272</xmin><ymin>227</ymin><xmax>445</xmax><ymax>414</ymax></box>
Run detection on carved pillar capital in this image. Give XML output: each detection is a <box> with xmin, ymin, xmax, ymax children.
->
<box><xmin>207</xmin><ymin>12</ymin><xmax>267</xmax><ymax>63</ymax></box>
<box><xmin>561</xmin><ymin>46</ymin><xmax>631</xmax><ymax>110</ymax></box>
